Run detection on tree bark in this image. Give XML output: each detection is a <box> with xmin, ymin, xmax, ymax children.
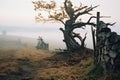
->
<box><xmin>60</xmin><ymin>20</ymin><xmax>80</xmax><ymax>52</ymax></box>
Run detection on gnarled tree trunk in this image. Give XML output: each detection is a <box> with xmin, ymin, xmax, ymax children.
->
<box><xmin>59</xmin><ymin>0</ymin><xmax>96</xmax><ymax>52</ymax></box>
<box><xmin>60</xmin><ymin>21</ymin><xmax>80</xmax><ymax>51</ymax></box>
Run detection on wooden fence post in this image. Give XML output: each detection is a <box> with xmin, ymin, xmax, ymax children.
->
<box><xmin>91</xmin><ymin>26</ymin><xmax>96</xmax><ymax>64</ymax></box>
<box><xmin>95</xmin><ymin>12</ymin><xmax>100</xmax><ymax>65</ymax></box>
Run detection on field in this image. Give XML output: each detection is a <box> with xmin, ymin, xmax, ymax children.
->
<box><xmin>0</xmin><ymin>46</ymin><xmax>95</xmax><ymax>80</ymax></box>
<box><xmin>0</xmin><ymin>35</ymin><xmax>95</xmax><ymax>80</ymax></box>
<box><xmin>1</xmin><ymin>35</ymin><xmax>117</xmax><ymax>80</ymax></box>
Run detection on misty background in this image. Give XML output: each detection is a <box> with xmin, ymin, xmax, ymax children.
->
<box><xmin>0</xmin><ymin>0</ymin><xmax>120</xmax><ymax>50</ymax></box>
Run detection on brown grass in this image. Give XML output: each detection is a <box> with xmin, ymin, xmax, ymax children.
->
<box><xmin>0</xmin><ymin>47</ymin><xmax>95</xmax><ymax>80</ymax></box>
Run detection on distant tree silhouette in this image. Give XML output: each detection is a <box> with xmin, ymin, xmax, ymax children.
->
<box><xmin>36</xmin><ymin>36</ymin><xmax>49</xmax><ymax>50</ymax></box>
<box><xmin>32</xmin><ymin>0</ymin><xmax>96</xmax><ymax>52</ymax></box>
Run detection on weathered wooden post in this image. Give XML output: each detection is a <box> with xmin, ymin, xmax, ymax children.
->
<box><xmin>91</xmin><ymin>26</ymin><xmax>96</xmax><ymax>64</ymax></box>
<box><xmin>94</xmin><ymin>12</ymin><xmax>100</xmax><ymax>65</ymax></box>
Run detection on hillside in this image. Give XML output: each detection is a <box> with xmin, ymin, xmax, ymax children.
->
<box><xmin>0</xmin><ymin>47</ymin><xmax>52</xmax><ymax>80</ymax></box>
<box><xmin>0</xmin><ymin>35</ymin><xmax>37</xmax><ymax>48</ymax></box>
<box><xmin>0</xmin><ymin>45</ymin><xmax>96</xmax><ymax>80</ymax></box>
<box><xmin>0</xmin><ymin>35</ymin><xmax>120</xmax><ymax>80</ymax></box>
<box><xmin>1</xmin><ymin>46</ymin><xmax>120</xmax><ymax>80</ymax></box>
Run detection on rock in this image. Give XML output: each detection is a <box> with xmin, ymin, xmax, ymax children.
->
<box><xmin>96</xmin><ymin>21</ymin><xmax>120</xmax><ymax>73</ymax></box>
<box><xmin>118</xmin><ymin>49</ymin><xmax>120</xmax><ymax>53</ymax></box>
<box><xmin>106</xmin><ymin>32</ymin><xmax>117</xmax><ymax>38</ymax></box>
<box><xmin>110</xmin><ymin>58</ymin><xmax>114</xmax><ymax>65</ymax></box>
<box><xmin>111</xmin><ymin>44</ymin><xmax>120</xmax><ymax>51</ymax></box>
<box><xmin>103</xmin><ymin>47</ymin><xmax>108</xmax><ymax>55</ymax></box>
<box><xmin>109</xmin><ymin>51</ymin><xmax>117</xmax><ymax>58</ymax></box>
<box><xmin>100</xmin><ymin>27</ymin><xmax>111</xmax><ymax>33</ymax></box>
<box><xmin>104</xmin><ymin>55</ymin><xmax>110</xmax><ymax>62</ymax></box>
<box><xmin>98</xmin><ymin>21</ymin><xmax>107</xmax><ymax>30</ymax></box>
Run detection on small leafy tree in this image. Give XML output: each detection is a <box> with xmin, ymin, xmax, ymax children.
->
<box><xmin>32</xmin><ymin>0</ymin><xmax>96</xmax><ymax>52</ymax></box>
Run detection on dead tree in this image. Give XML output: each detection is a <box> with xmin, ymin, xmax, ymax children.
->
<box><xmin>33</xmin><ymin>0</ymin><xmax>96</xmax><ymax>52</ymax></box>
<box><xmin>36</xmin><ymin>36</ymin><xmax>49</xmax><ymax>50</ymax></box>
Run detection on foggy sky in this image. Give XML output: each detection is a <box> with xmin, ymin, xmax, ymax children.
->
<box><xmin>0</xmin><ymin>0</ymin><xmax>120</xmax><ymax>26</ymax></box>
<box><xmin>0</xmin><ymin>0</ymin><xmax>120</xmax><ymax>49</ymax></box>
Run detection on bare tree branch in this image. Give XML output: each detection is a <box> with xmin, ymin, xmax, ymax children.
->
<box><xmin>59</xmin><ymin>28</ymin><xmax>65</xmax><ymax>33</ymax></box>
<box><xmin>72</xmin><ymin>32</ymin><xmax>82</xmax><ymax>41</ymax></box>
<box><xmin>87</xmin><ymin>16</ymin><xmax>96</xmax><ymax>23</ymax></box>
<box><xmin>81</xmin><ymin>33</ymin><xmax>87</xmax><ymax>47</ymax></box>
<box><xmin>74</xmin><ymin>6</ymin><xmax>87</xmax><ymax>13</ymax></box>
<box><xmin>72</xmin><ymin>32</ymin><xmax>87</xmax><ymax>47</ymax></box>
<box><xmin>55</xmin><ymin>18</ymin><xmax>65</xmax><ymax>25</ymax></box>
<box><xmin>106</xmin><ymin>22</ymin><xmax>116</xmax><ymax>26</ymax></box>
<box><xmin>75</xmin><ymin>5</ymin><xmax>99</xmax><ymax>20</ymax></box>
<box><xmin>72</xmin><ymin>22</ymin><xmax>96</xmax><ymax>28</ymax></box>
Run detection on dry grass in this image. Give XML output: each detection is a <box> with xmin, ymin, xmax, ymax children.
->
<box><xmin>34</xmin><ymin>54</ymin><xmax>94</xmax><ymax>80</ymax></box>
<box><xmin>0</xmin><ymin>47</ymin><xmax>95</xmax><ymax>80</ymax></box>
<box><xmin>34</xmin><ymin>49</ymin><xmax>95</xmax><ymax>80</ymax></box>
<box><xmin>0</xmin><ymin>47</ymin><xmax>53</xmax><ymax>79</ymax></box>
<box><xmin>35</xmin><ymin>66</ymin><xmax>80</xmax><ymax>80</ymax></box>
<box><xmin>0</xmin><ymin>62</ymin><xmax>22</xmax><ymax>75</ymax></box>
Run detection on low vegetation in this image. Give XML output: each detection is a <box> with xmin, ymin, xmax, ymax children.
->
<box><xmin>0</xmin><ymin>36</ymin><xmax>119</xmax><ymax>80</ymax></box>
<box><xmin>0</xmin><ymin>46</ymin><xmax>96</xmax><ymax>80</ymax></box>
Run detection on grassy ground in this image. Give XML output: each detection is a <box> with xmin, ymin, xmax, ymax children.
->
<box><xmin>0</xmin><ymin>35</ymin><xmax>120</xmax><ymax>80</ymax></box>
<box><xmin>1</xmin><ymin>47</ymin><xmax>119</xmax><ymax>80</ymax></box>
<box><xmin>0</xmin><ymin>46</ymin><xmax>95</xmax><ymax>80</ymax></box>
